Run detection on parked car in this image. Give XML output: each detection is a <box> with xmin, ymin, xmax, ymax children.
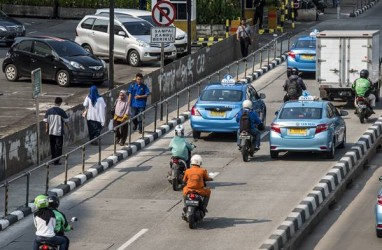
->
<box><xmin>2</xmin><ymin>36</ymin><xmax>107</xmax><ymax>87</ymax></box>
<box><xmin>0</xmin><ymin>10</ymin><xmax>26</xmax><ymax>46</ymax></box>
<box><xmin>375</xmin><ymin>176</ymin><xmax>382</xmax><ymax>238</ymax></box>
<box><xmin>269</xmin><ymin>95</ymin><xmax>347</xmax><ymax>159</ymax></box>
<box><xmin>95</xmin><ymin>8</ymin><xmax>188</xmax><ymax>56</ymax></box>
<box><xmin>190</xmin><ymin>75</ymin><xmax>266</xmax><ymax>139</ymax></box>
<box><xmin>286</xmin><ymin>31</ymin><xmax>317</xmax><ymax>73</ymax></box>
<box><xmin>75</xmin><ymin>14</ymin><xmax>177</xmax><ymax>67</ymax></box>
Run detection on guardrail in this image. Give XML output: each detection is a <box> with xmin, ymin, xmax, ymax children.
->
<box><xmin>0</xmin><ymin>32</ymin><xmax>291</xmax><ymax>219</ymax></box>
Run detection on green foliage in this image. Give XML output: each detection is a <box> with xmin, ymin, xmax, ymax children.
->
<box><xmin>196</xmin><ymin>0</ymin><xmax>241</xmax><ymax>25</ymax></box>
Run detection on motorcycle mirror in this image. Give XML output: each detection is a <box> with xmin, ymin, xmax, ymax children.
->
<box><xmin>379</xmin><ymin>176</ymin><xmax>382</xmax><ymax>182</ymax></box>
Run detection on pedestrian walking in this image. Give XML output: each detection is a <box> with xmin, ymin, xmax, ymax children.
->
<box><xmin>253</xmin><ymin>0</ymin><xmax>266</xmax><ymax>29</ymax></box>
<box><xmin>113</xmin><ymin>90</ymin><xmax>130</xmax><ymax>146</ymax></box>
<box><xmin>43</xmin><ymin>97</ymin><xmax>69</xmax><ymax>165</ymax></box>
<box><xmin>128</xmin><ymin>73</ymin><xmax>150</xmax><ymax>134</ymax></box>
<box><xmin>83</xmin><ymin>85</ymin><xmax>106</xmax><ymax>145</ymax></box>
<box><xmin>236</xmin><ymin>18</ymin><xmax>253</xmax><ymax>58</ymax></box>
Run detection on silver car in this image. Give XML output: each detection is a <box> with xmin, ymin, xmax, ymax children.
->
<box><xmin>74</xmin><ymin>14</ymin><xmax>177</xmax><ymax>67</ymax></box>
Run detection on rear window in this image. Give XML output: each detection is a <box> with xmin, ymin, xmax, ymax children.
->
<box><xmin>279</xmin><ymin>107</ymin><xmax>322</xmax><ymax>119</ymax></box>
<box><xmin>200</xmin><ymin>89</ymin><xmax>243</xmax><ymax>102</ymax></box>
<box><xmin>123</xmin><ymin>21</ymin><xmax>152</xmax><ymax>35</ymax></box>
<box><xmin>81</xmin><ymin>18</ymin><xmax>95</xmax><ymax>30</ymax></box>
<box><xmin>294</xmin><ymin>39</ymin><xmax>316</xmax><ymax>49</ymax></box>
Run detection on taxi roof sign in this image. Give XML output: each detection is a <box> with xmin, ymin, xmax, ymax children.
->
<box><xmin>221</xmin><ymin>74</ymin><xmax>236</xmax><ymax>85</ymax></box>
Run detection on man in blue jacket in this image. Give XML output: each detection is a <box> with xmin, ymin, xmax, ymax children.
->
<box><xmin>128</xmin><ymin>73</ymin><xmax>150</xmax><ymax>134</ymax></box>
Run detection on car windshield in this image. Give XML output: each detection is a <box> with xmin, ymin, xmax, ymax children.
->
<box><xmin>279</xmin><ymin>107</ymin><xmax>322</xmax><ymax>119</ymax></box>
<box><xmin>48</xmin><ymin>40</ymin><xmax>88</xmax><ymax>57</ymax></box>
<box><xmin>294</xmin><ymin>39</ymin><xmax>316</xmax><ymax>49</ymax></box>
<box><xmin>123</xmin><ymin>21</ymin><xmax>152</xmax><ymax>35</ymax></box>
<box><xmin>0</xmin><ymin>10</ymin><xmax>7</xmax><ymax>18</ymax></box>
<box><xmin>200</xmin><ymin>89</ymin><xmax>243</xmax><ymax>102</ymax></box>
<box><xmin>138</xmin><ymin>15</ymin><xmax>157</xmax><ymax>26</ymax></box>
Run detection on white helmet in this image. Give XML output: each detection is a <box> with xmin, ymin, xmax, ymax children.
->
<box><xmin>242</xmin><ymin>100</ymin><xmax>253</xmax><ymax>109</ymax></box>
<box><xmin>175</xmin><ymin>124</ymin><xmax>184</xmax><ymax>136</ymax></box>
<box><xmin>190</xmin><ymin>154</ymin><xmax>203</xmax><ymax>166</ymax></box>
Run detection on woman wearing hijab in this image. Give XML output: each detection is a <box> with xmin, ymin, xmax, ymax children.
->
<box><xmin>83</xmin><ymin>86</ymin><xmax>106</xmax><ymax>145</ymax></box>
<box><xmin>113</xmin><ymin>90</ymin><xmax>130</xmax><ymax>146</ymax></box>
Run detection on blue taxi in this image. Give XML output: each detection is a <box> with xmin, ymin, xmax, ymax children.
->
<box><xmin>190</xmin><ymin>75</ymin><xmax>266</xmax><ymax>139</ymax></box>
<box><xmin>269</xmin><ymin>95</ymin><xmax>348</xmax><ymax>159</ymax></box>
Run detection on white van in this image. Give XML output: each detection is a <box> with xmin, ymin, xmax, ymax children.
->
<box><xmin>95</xmin><ymin>8</ymin><xmax>188</xmax><ymax>56</ymax></box>
<box><xmin>75</xmin><ymin>14</ymin><xmax>177</xmax><ymax>67</ymax></box>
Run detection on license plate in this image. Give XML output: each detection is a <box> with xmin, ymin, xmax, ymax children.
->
<box><xmin>93</xmin><ymin>73</ymin><xmax>103</xmax><ymax>78</ymax></box>
<box><xmin>210</xmin><ymin>111</ymin><xmax>225</xmax><ymax>117</ymax></box>
<box><xmin>185</xmin><ymin>200</ymin><xmax>199</xmax><ymax>206</ymax></box>
<box><xmin>301</xmin><ymin>55</ymin><xmax>314</xmax><ymax>60</ymax></box>
<box><xmin>288</xmin><ymin>128</ymin><xmax>307</xmax><ymax>135</ymax></box>
<box><xmin>240</xmin><ymin>135</ymin><xmax>251</xmax><ymax>140</ymax></box>
<box><xmin>358</xmin><ymin>105</ymin><xmax>366</xmax><ymax>108</ymax></box>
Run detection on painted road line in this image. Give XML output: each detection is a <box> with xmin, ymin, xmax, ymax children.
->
<box><xmin>116</xmin><ymin>228</ymin><xmax>149</xmax><ymax>250</ymax></box>
<box><xmin>209</xmin><ymin>172</ymin><xmax>220</xmax><ymax>178</ymax></box>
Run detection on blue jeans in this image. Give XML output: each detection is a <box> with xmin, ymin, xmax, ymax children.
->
<box><xmin>237</xmin><ymin>128</ymin><xmax>260</xmax><ymax>149</ymax></box>
<box><xmin>131</xmin><ymin>106</ymin><xmax>145</xmax><ymax>131</ymax></box>
<box><xmin>33</xmin><ymin>235</ymin><xmax>68</xmax><ymax>250</ymax></box>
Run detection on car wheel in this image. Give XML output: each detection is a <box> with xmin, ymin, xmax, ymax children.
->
<box><xmin>338</xmin><ymin>130</ymin><xmax>346</xmax><ymax>148</ymax></box>
<box><xmin>56</xmin><ymin>70</ymin><xmax>70</xmax><ymax>87</ymax></box>
<box><xmin>377</xmin><ymin>228</ymin><xmax>382</xmax><ymax>238</ymax></box>
<box><xmin>5</xmin><ymin>64</ymin><xmax>19</xmax><ymax>82</ymax></box>
<box><xmin>192</xmin><ymin>131</ymin><xmax>200</xmax><ymax>139</ymax></box>
<box><xmin>128</xmin><ymin>50</ymin><xmax>141</xmax><ymax>67</ymax></box>
<box><xmin>325</xmin><ymin>139</ymin><xmax>335</xmax><ymax>159</ymax></box>
<box><xmin>270</xmin><ymin>150</ymin><xmax>278</xmax><ymax>159</ymax></box>
<box><xmin>83</xmin><ymin>44</ymin><xmax>93</xmax><ymax>54</ymax></box>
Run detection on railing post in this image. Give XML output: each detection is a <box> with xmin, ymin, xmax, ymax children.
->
<box><xmin>4</xmin><ymin>180</ymin><xmax>8</xmax><ymax>216</ymax></box>
<box><xmin>154</xmin><ymin>103</ymin><xmax>158</xmax><ymax>132</ymax></box>
<box><xmin>176</xmin><ymin>92</ymin><xmax>180</xmax><ymax>118</ymax></box>
<box><xmin>128</xmin><ymin>118</ymin><xmax>132</xmax><ymax>147</ymax></box>
<box><xmin>252</xmin><ymin>53</ymin><xmax>256</xmax><ymax>75</ymax></box>
<box><xmin>187</xmin><ymin>87</ymin><xmax>191</xmax><ymax>111</ymax></box>
<box><xmin>267</xmin><ymin>45</ymin><xmax>270</xmax><ymax>67</ymax></box>
<box><xmin>260</xmin><ymin>49</ymin><xmax>263</xmax><ymax>68</ymax></box>
<box><xmin>98</xmin><ymin>139</ymin><xmax>101</xmax><ymax>166</ymax></box>
<box><xmin>236</xmin><ymin>61</ymin><xmax>240</xmax><ymax>81</ymax></box>
<box><xmin>64</xmin><ymin>154</ymin><xmax>69</xmax><ymax>185</ymax></box>
<box><xmin>25</xmin><ymin>172</ymin><xmax>30</xmax><ymax>207</ymax></box>
<box><xmin>81</xmin><ymin>145</ymin><xmax>85</xmax><ymax>173</ymax></box>
<box><xmin>45</xmin><ymin>163</ymin><xmax>50</xmax><ymax>195</ymax></box>
<box><xmin>113</xmin><ymin>127</ymin><xmax>117</xmax><ymax>155</ymax></box>
<box><xmin>141</xmin><ymin>112</ymin><xmax>145</xmax><ymax>137</ymax></box>
<box><xmin>165</xmin><ymin>100</ymin><xmax>169</xmax><ymax>125</ymax></box>
<box><xmin>274</xmin><ymin>39</ymin><xmax>277</xmax><ymax>60</ymax></box>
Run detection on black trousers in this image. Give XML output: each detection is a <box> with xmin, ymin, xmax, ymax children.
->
<box><xmin>49</xmin><ymin>135</ymin><xmax>63</xmax><ymax>164</ymax></box>
<box><xmin>253</xmin><ymin>9</ymin><xmax>264</xmax><ymax>28</ymax></box>
<box><xmin>87</xmin><ymin>120</ymin><xmax>102</xmax><ymax>141</ymax></box>
<box><xmin>239</xmin><ymin>37</ymin><xmax>250</xmax><ymax>58</ymax></box>
<box><xmin>113</xmin><ymin>119</ymin><xmax>129</xmax><ymax>144</ymax></box>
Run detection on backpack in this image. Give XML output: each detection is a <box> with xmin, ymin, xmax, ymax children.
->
<box><xmin>239</xmin><ymin>110</ymin><xmax>251</xmax><ymax>132</ymax></box>
<box><xmin>287</xmin><ymin>78</ymin><xmax>301</xmax><ymax>99</ymax></box>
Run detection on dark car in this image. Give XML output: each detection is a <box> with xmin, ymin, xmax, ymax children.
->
<box><xmin>0</xmin><ymin>10</ymin><xmax>26</xmax><ymax>46</ymax></box>
<box><xmin>2</xmin><ymin>36</ymin><xmax>107</xmax><ymax>87</ymax></box>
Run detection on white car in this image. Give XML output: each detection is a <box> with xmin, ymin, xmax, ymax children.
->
<box><xmin>74</xmin><ymin>14</ymin><xmax>177</xmax><ymax>67</ymax></box>
<box><xmin>96</xmin><ymin>8</ymin><xmax>188</xmax><ymax>56</ymax></box>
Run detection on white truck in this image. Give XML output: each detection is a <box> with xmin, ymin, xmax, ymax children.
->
<box><xmin>316</xmin><ymin>30</ymin><xmax>382</xmax><ymax>102</ymax></box>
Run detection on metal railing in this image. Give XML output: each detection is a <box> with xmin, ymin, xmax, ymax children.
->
<box><xmin>0</xmin><ymin>32</ymin><xmax>292</xmax><ymax>219</ymax></box>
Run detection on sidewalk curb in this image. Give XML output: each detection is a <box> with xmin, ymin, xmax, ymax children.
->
<box><xmin>349</xmin><ymin>0</ymin><xmax>380</xmax><ymax>17</ymax></box>
<box><xmin>260</xmin><ymin>117</ymin><xmax>382</xmax><ymax>250</ymax></box>
<box><xmin>0</xmin><ymin>112</ymin><xmax>190</xmax><ymax>231</ymax></box>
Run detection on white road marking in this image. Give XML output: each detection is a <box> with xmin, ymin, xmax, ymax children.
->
<box><xmin>209</xmin><ymin>172</ymin><xmax>220</xmax><ymax>178</ymax></box>
<box><xmin>116</xmin><ymin>228</ymin><xmax>148</xmax><ymax>250</ymax></box>
<box><xmin>260</xmin><ymin>131</ymin><xmax>269</xmax><ymax>139</ymax></box>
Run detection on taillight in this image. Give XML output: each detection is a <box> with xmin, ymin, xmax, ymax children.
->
<box><xmin>191</xmin><ymin>106</ymin><xmax>201</xmax><ymax>116</ymax></box>
<box><xmin>271</xmin><ymin>123</ymin><xmax>281</xmax><ymax>134</ymax></box>
<box><xmin>315</xmin><ymin>123</ymin><xmax>329</xmax><ymax>134</ymax></box>
<box><xmin>378</xmin><ymin>195</ymin><xmax>382</xmax><ymax>205</ymax></box>
<box><xmin>288</xmin><ymin>51</ymin><xmax>296</xmax><ymax>59</ymax></box>
<box><xmin>356</xmin><ymin>96</ymin><xmax>365</xmax><ymax>102</ymax></box>
<box><xmin>41</xmin><ymin>245</ymin><xmax>49</xmax><ymax>250</ymax></box>
<box><xmin>189</xmin><ymin>193</ymin><xmax>196</xmax><ymax>199</ymax></box>
<box><xmin>172</xmin><ymin>158</ymin><xmax>179</xmax><ymax>164</ymax></box>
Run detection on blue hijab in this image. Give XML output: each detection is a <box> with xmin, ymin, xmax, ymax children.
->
<box><xmin>88</xmin><ymin>86</ymin><xmax>100</xmax><ymax>106</ymax></box>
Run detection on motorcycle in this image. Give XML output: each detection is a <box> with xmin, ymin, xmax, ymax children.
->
<box><xmin>167</xmin><ymin>156</ymin><xmax>188</xmax><ymax>191</ymax></box>
<box><xmin>239</xmin><ymin>131</ymin><xmax>257</xmax><ymax>162</ymax></box>
<box><xmin>37</xmin><ymin>217</ymin><xmax>77</xmax><ymax>250</ymax></box>
<box><xmin>355</xmin><ymin>96</ymin><xmax>374</xmax><ymax>123</ymax></box>
<box><xmin>182</xmin><ymin>191</ymin><xmax>206</xmax><ymax>229</ymax></box>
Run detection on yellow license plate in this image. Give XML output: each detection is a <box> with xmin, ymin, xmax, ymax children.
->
<box><xmin>210</xmin><ymin>111</ymin><xmax>225</xmax><ymax>117</ymax></box>
<box><xmin>288</xmin><ymin>128</ymin><xmax>307</xmax><ymax>135</ymax></box>
<box><xmin>301</xmin><ymin>55</ymin><xmax>314</xmax><ymax>60</ymax></box>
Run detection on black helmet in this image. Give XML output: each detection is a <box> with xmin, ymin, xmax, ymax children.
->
<box><xmin>48</xmin><ymin>195</ymin><xmax>60</xmax><ymax>209</ymax></box>
<box><xmin>291</xmin><ymin>67</ymin><xmax>299</xmax><ymax>76</ymax></box>
<box><xmin>360</xmin><ymin>69</ymin><xmax>369</xmax><ymax>78</ymax></box>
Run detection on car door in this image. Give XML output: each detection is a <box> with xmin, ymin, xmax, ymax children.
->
<box><xmin>91</xmin><ymin>18</ymin><xmax>109</xmax><ymax>56</ymax></box>
<box><xmin>328</xmin><ymin>102</ymin><xmax>345</xmax><ymax>145</ymax></box>
<box><xmin>12</xmin><ymin>40</ymin><xmax>33</xmax><ymax>77</ymax></box>
<box><xmin>31</xmin><ymin>41</ymin><xmax>57</xmax><ymax>81</ymax></box>
<box><xmin>113</xmin><ymin>23</ymin><xmax>128</xmax><ymax>58</ymax></box>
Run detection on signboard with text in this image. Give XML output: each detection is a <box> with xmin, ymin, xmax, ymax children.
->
<box><xmin>32</xmin><ymin>68</ymin><xmax>42</xmax><ymax>99</ymax></box>
<box><xmin>151</xmin><ymin>27</ymin><xmax>176</xmax><ymax>43</ymax></box>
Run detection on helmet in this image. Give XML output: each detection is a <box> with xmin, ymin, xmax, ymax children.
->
<box><xmin>34</xmin><ymin>195</ymin><xmax>49</xmax><ymax>209</ymax></box>
<box><xmin>175</xmin><ymin>124</ymin><xmax>184</xmax><ymax>136</ymax></box>
<box><xmin>242</xmin><ymin>100</ymin><xmax>253</xmax><ymax>109</ymax></box>
<box><xmin>291</xmin><ymin>67</ymin><xmax>299</xmax><ymax>76</ymax></box>
<box><xmin>360</xmin><ymin>69</ymin><xmax>369</xmax><ymax>78</ymax></box>
<box><xmin>190</xmin><ymin>154</ymin><xmax>203</xmax><ymax>166</ymax></box>
<box><xmin>48</xmin><ymin>195</ymin><xmax>60</xmax><ymax>209</ymax></box>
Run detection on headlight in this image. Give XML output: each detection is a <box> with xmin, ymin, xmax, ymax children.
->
<box><xmin>176</xmin><ymin>34</ymin><xmax>185</xmax><ymax>40</ymax></box>
<box><xmin>101</xmin><ymin>59</ymin><xmax>107</xmax><ymax>69</ymax></box>
<box><xmin>70</xmin><ymin>61</ymin><xmax>85</xmax><ymax>70</ymax></box>
<box><xmin>21</xmin><ymin>25</ymin><xmax>25</xmax><ymax>31</ymax></box>
<box><xmin>0</xmin><ymin>26</ymin><xmax>7</xmax><ymax>32</ymax></box>
<box><xmin>137</xmin><ymin>39</ymin><xmax>149</xmax><ymax>47</ymax></box>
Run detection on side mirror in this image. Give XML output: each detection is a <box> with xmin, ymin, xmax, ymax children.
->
<box><xmin>275</xmin><ymin>111</ymin><xmax>279</xmax><ymax>116</ymax></box>
<box><xmin>259</xmin><ymin>93</ymin><xmax>266</xmax><ymax>99</ymax></box>
<box><xmin>379</xmin><ymin>176</ymin><xmax>382</xmax><ymax>182</ymax></box>
<box><xmin>45</xmin><ymin>54</ymin><xmax>55</xmax><ymax>60</ymax></box>
<box><xmin>118</xmin><ymin>31</ymin><xmax>126</xmax><ymax>37</ymax></box>
<box><xmin>340</xmin><ymin>110</ymin><xmax>348</xmax><ymax>116</ymax></box>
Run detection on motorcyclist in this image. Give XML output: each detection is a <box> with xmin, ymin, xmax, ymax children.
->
<box><xmin>33</xmin><ymin>195</ymin><xmax>69</xmax><ymax>250</ymax></box>
<box><xmin>352</xmin><ymin>69</ymin><xmax>376</xmax><ymax>114</ymax></box>
<box><xmin>48</xmin><ymin>195</ymin><xmax>72</xmax><ymax>248</ymax></box>
<box><xmin>236</xmin><ymin>100</ymin><xmax>264</xmax><ymax>152</ymax></box>
<box><xmin>168</xmin><ymin>125</ymin><xmax>195</xmax><ymax>168</ymax></box>
<box><xmin>182</xmin><ymin>154</ymin><xmax>213</xmax><ymax>213</ymax></box>
<box><xmin>284</xmin><ymin>68</ymin><xmax>307</xmax><ymax>102</ymax></box>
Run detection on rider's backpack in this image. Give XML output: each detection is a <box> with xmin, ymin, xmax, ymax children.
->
<box><xmin>287</xmin><ymin>78</ymin><xmax>301</xmax><ymax>99</ymax></box>
<box><xmin>239</xmin><ymin>110</ymin><xmax>251</xmax><ymax>132</ymax></box>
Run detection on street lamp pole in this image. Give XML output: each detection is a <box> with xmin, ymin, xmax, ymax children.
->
<box><xmin>108</xmin><ymin>0</ymin><xmax>115</xmax><ymax>90</ymax></box>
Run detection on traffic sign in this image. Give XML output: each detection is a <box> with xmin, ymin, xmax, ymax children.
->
<box><xmin>32</xmin><ymin>68</ymin><xmax>42</xmax><ymax>99</ymax></box>
<box><xmin>152</xmin><ymin>1</ymin><xmax>176</xmax><ymax>26</ymax></box>
<box><xmin>151</xmin><ymin>27</ymin><xmax>176</xmax><ymax>43</ymax></box>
